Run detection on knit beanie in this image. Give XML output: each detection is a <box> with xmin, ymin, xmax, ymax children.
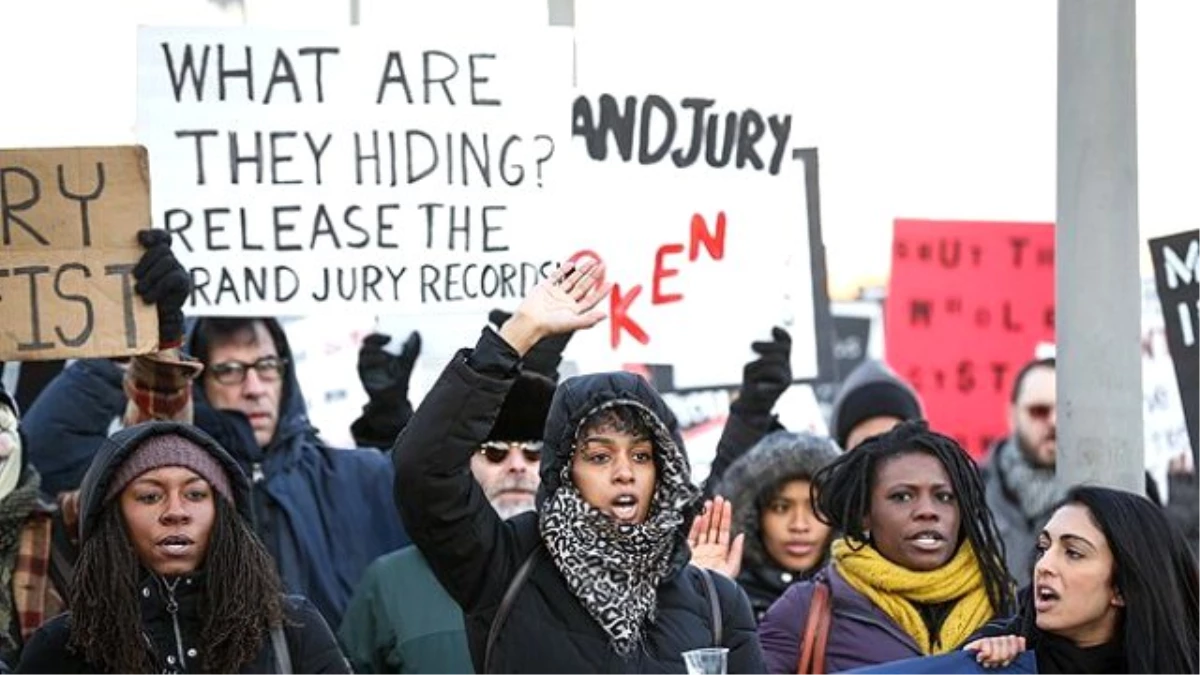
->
<box><xmin>833</xmin><ymin>380</ymin><xmax>923</xmax><ymax>449</ymax></box>
<box><xmin>105</xmin><ymin>434</ymin><xmax>235</xmax><ymax>504</ymax></box>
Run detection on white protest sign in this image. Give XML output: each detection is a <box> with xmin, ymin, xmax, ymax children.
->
<box><xmin>1141</xmin><ymin>278</ymin><xmax>1193</xmax><ymax>499</ymax></box>
<box><xmin>562</xmin><ymin>1</ymin><xmax>833</xmax><ymax>389</ymax></box>
<box><xmin>137</xmin><ymin>25</ymin><xmax>572</xmax><ymax>316</ymax></box>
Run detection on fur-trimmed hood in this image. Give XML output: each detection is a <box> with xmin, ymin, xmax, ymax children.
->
<box><xmin>716</xmin><ymin>430</ymin><xmax>841</xmax><ymax>570</ymax></box>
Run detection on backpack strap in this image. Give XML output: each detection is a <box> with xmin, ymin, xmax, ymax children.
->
<box><xmin>696</xmin><ymin>567</ymin><xmax>723</xmax><ymax>646</ymax></box>
<box><xmin>484</xmin><ymin>544</ymin><xmax>541</xmax><ymax>674</ymax></box>
<box><xmin>796</xmin><ymin>575</ymin><xmax>833</xmax><ymax>674</ymax></box>
<box><xmin>271</xmin><ymin>625</ymin><xmax>292</xmax><ymax>674</ymax></box>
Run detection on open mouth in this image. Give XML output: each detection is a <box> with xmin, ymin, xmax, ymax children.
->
<box><xmin>1034</xmin><ymin>585</ymin><xmax>1061</xmax><ymax>611</ymax></box>
<box><xmin>611</xmin><ymin>494</ymin><xmax>639</xmax><ymax>522</ymax></box>
<box><xmin>907</xmin><ymin>530</ymin><xmax>947</xmax><ymax>552</ymax></box>
<box><xmin>157</xmin><ymin>534</ymin><xmax>194</xmax><ymax>555</ymax></box>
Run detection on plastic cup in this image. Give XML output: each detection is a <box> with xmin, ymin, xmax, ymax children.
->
<box><xmin>682</xmin><ymin>647</ymin><xmax>729</xmax><ymax>675</ymax></box>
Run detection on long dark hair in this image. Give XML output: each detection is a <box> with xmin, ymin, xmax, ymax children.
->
<box><xmin>1019</xmin><ymin>485</ymin><xmax>1199</xmax><ymax>673</ymax></box>
<box><xmin>810</xmin><ymin>420</ymin><xmax>1016</xmax><ymax>614</ymax></box>
<box><xmin>69</xmin><ymin>497</ymin><xmax>284</xmax><ymax>673</ymax></box>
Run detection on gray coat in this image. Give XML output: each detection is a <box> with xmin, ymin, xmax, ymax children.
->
<box><xmin>979</xmin><ymin>440</ymin><xmax>1048</xmax><ymax>588</ymax></box>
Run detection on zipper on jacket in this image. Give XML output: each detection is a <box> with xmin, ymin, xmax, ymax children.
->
<box><xmin>161</xmin><ymin>576</ymin><xmax>188</xmax><ymax>671</ymax></box>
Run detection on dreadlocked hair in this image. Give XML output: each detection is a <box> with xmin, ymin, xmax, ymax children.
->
<box><xmin>69</xmin><ymin>506</ymin><xmax>153</xmax><ymax>673</ymax></box>
<box><xmin>810</xmin><ymin>419</ymin><xmax>1016</xmax><ymax>615</ymax></box>
<box><xmin>68</xmin><ymin>498</ymin><xmax>285</xmax><ymax>673</ymax></box>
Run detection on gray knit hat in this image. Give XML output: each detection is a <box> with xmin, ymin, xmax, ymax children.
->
<box><xmin>105</xmin><ymin>434</ymin><xmax>234</xmax><ymax>504</ymax></box>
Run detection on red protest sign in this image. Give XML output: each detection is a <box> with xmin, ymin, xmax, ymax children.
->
<box><xmin>885</xmin><ymin>219</ymin><xmax>1055</xmax><ymax>459</ymax></box>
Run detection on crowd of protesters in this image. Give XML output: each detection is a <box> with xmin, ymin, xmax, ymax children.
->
<box><xmin>0</xmin><ymin>233</ymin><xmax>1194</xmax><ymax>674</ymax></box>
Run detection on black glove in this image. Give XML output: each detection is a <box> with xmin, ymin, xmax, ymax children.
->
<box><xmin>358</xmin><ymin>332</ymin><xmax>421</xmax><ymax>401</ymax></box>
<box><xmin>489</xmin><ymin>308</ymin><xmax>572</xmax><ymax>381</ymax></box>
<box><xmin>352</xmin><ymin>332</ymin><xmax>420</xmax><ymax>450</ymax></box>
<box><xmin>730</xmin><ymin>327</ymin><xmax>792</xmax><ymax>416</ymax></box>
<box><xmin>133</xmin><ymin>229</ymin><xmax>191</xmax><ymax>347</ymax></box>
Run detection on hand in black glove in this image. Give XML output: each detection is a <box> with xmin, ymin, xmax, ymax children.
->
<box><xmin>352</xmin><ymin>331</ymin><xmax>421</xmax><ymax>450</ymax></box>
<box><xmin>358</xmin><ymin>332</ymin><xmax>421</xmax><ymax>401</ymax></box>
<box><xmin>133</xmin><ymin>229</ymin><xmax>191</xmax><ymax>347</ymax></box>
<box><xmin>489</xmin><ymin>308</ymin><xmax>573</xmax><ymax>381</ymax></box>
<box><xmin>730</xmin><ymin>327</ymin><xmax>792</xmax><ymax>416</ymax></box>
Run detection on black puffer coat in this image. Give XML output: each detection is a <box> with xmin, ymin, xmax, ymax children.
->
<box><xmin>393</xmin><ymin>329</ymin><xmax>766</xmax><ymax>673</ymax></box>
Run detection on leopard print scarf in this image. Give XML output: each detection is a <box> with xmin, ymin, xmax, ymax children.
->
<box><xmin>539</xmin><ymin>401</ymin><xmax>700</xmax><ymax>657</ymax></box>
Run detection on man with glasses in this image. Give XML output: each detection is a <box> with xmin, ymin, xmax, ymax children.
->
<box><xmin>180</xmin><ymin>316</ymin><xmax>409</xmax><ymax>629</ymax></box>
<box><xmin>339</xmin><ymin>370</ymin><xmax>555</xmax><ymax>674</ymax></box>
<box><xmin>981</xmin><ymin>356</ymin><xmax>1060</xmax><ymax>586</ymax></box>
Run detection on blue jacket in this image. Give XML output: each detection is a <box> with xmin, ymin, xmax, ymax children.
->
<box><xmin>847</xmin><ymin>651</ymin><xmax>1037</xmax><ymax>673</ymax></box>
<box><xmin>21</xmin><ymin>319</ymin><xmax>409</xmax><ymax>629</ymax></box>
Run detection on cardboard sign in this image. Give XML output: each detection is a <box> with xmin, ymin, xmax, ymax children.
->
<box><xmin>137</xmin><ymin>26</ymin><xmax>572</xmax><ymax>315</ymax></box>
<box><xmin>0</xmin><ymin>146</ymin><xmax>158</xmax><ymax>361</ymax></box>
<box><xmin>1148</xmin><ymin>229</ymin><xmax>1199</xmax><ymax>460</ymax></box>
<box><xmin>885</xmin><ymin>219</ymin><xmax>1055</xmax><ymax>459</ymax></box>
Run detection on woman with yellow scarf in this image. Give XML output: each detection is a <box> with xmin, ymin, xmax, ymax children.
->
<box><xmin>757</xmin><ymin>420</ymin><xmax>1015</xmax><ymax>673</ymax></box>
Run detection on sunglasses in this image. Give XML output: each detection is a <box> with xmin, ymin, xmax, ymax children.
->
<box><xmin>208</xmin><ymin>356</ymin><xmax>288</xmax><ymax>385</ymax></box>
<box><xmin>478</xmin><ymin>441</ymin><xmax>543</xmax><ymax>464</ymax></box>
<box><xmin>1025</xmin><ymin>403</ymin><xmax>1055</xmax><ymax>421</ymax></box>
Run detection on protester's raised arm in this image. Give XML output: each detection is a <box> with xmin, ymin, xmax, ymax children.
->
<box><xmin>391</xmin><ymin>259</ymin><xmax>609</xmax><ymax>611</ymax></box>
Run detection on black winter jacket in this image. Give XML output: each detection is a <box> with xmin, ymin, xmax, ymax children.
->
<box><xmin>16</xmin><ymin>581</ymin><xmax>346</xmax><ymax>674</ymax></box>
<box><xmin>16</xmin><ymin>422</ymin><xmax>349</xmax><ymax>674</ymax></box>
<box><xmin>393</xmin><ymin>328</ymin><xmax>766</xmax><ymax>673</ymax></box>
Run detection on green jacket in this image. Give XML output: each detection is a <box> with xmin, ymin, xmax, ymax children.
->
<box><xmin>338</xmin><ymin>545</ymin><xmax>474</xmax><ymax>674</ymax></box>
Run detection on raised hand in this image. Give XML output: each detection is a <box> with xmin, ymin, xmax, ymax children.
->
<box><xmin>133</xmin><ymin>229</ymin><xmax>191</xmax><ymax>348</ymax></box>
<box><xmin>687</xmin><ymin>495</ymin><xmax>745</xmax><ymax>579</ymax></box>
<box><xmin>498</xmin><ymin>258</ymin><xmax>610</xmax><ymax>356</ymax></box>
<box><xmin>731</xmin><ymin>327</ymin><xmax>792</xmax><ymax>415</ymax></box>
<box><xmin>358</xmin><ymin>332</ymin><xmax>421</xmax><ymax>401</ymax></box>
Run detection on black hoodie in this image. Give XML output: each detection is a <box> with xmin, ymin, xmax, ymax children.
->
<box><xmin>393</xmin><ymin>328</ymin><xmax>766</xmax><ymax>673</ymax></box>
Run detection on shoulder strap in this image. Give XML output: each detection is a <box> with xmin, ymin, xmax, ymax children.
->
<box><xmin>271</xmin><ymin>625</ymin><xmax>292</xmax><ymax>674</ymax></box>
<box><xmin>47</xmin><ymin>509</ymin><xmax>76</xmax><ymax>608</ymax></box>
<box><xmin>484</xmin><ymin>544</ymin><xmax>541</xmax><ymax>674</ymax></box>
<box><xmin>697</xmin><ymin>567</ymin><xmax>723</xmax><ymax>647</ymax></box>
<box><xmin>796</xmin><ymin>577</ymin><xmax>832</xmax><ymax>675</ymax></box>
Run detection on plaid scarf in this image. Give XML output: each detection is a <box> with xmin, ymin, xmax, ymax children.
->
<box><xmin>0</xmin><ymin>474</ymin><xmax>42</xmax><ymax>652</ymax></box>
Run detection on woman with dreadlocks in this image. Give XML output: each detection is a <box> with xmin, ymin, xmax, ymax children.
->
<box><xmin>16</xmin><ymin>421</ymin><xmax>349</xmax><ymax>673</ymax></box>
<box><xmin>757</xmin><ymin>420</ymin><xmax>1015</xmax><ymax>673</ymax></box>
<box><xmin>393</xmin><ymin>258</ymin><xmax>766</xmax><ymax>673</ymax></box>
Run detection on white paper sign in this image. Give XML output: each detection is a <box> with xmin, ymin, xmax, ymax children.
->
<box><xmin>563</xmin><ymin>1</ymin><xmax>832</xmax><ymax>388</ymax></box>
<box><xmin>137</xmin><ymin>25</ymin><xmax>572</xmax><ymax>315</ymax></box>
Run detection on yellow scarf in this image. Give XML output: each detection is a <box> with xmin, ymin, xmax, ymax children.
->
<box><xmin>832</xmin><ymin>539</ymin><xmax>994</xmax><ymax>655</ymax></box>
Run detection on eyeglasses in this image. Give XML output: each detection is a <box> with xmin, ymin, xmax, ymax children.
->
<box><xmin>1024</xmin><ymin>403</ymin><xmax>1055</xmax><ymax>421</ymax></box>
<box><xmin>478</xmin><ymin>441</ymin><xmax>543</xmax><ymax>464</ymax></box>
<box><xmin>208</xmin><ymin>356</ymin><xmax>288</xmax><ymax>385</ymax></box>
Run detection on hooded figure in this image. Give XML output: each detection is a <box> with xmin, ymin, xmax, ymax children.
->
<box><xmin>828</xmin><ymin>360</ymin><xmax>923</xmax><ymax>450</ymax></box>
<box><xmin>716</xmin><ymin>431</ymin><xmax>840</xmax><ymax>621</ymax></box>
<box><xmin>16</xmin><ymin>421</ymin><xmax>348</xmax><ymax>674</ymax></box>
<box><xmin>184</xmin><ymin>317</ymin><xmax>409</xmax><ymax>629</ymax></box>
<box><xmin>393</xmin><ymin>323</ymin><xmax>766</xmax><ymax>673</ymax></box>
